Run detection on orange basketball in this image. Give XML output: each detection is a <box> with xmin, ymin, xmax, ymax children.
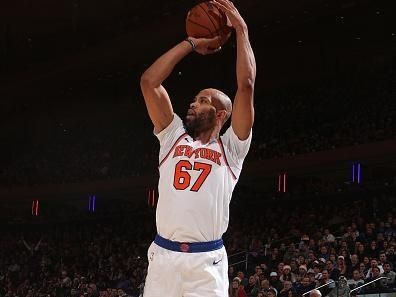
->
<box><xmin>186</xmin><ymin>1</ymin><xmax>232</xmax><ymax>47</ymax></box>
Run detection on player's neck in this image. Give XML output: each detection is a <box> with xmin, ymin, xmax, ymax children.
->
<box><xmin>194</xmin><ymin>127</ymin><xmax>220</xmax><ymax>144</ymax></box>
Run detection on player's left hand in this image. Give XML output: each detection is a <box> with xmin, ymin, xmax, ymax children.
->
<box><xmin>189</xmin><ymin>36</ymin><xmax>222</xmax><ymax>55</ymax></box>
<box><xmin>213</xmin><ymin>0</ymin><xmax>247</xmax><ymax>31</ymax></box>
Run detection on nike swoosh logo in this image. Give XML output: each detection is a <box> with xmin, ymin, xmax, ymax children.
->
<box><xmin>213</xmin><ymin>258</ymin><xmax>222</xmax><ymax>265</ymax></box>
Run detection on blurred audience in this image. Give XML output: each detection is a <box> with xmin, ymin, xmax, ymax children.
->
<box><xmin>1</xmin><ymin>66</ymin><xmax>395</xmax><ymax>187</ymax></box>
<box><xmin>0</xmin><ymin>188</ymin><xmax>395</xmax><ymax>297</ymax></box>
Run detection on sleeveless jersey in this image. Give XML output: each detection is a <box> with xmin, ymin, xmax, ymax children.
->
<box><xmin>155</xmin><ymin>114</ymin><xmax>251</xmax><ymax>242</ymax></box>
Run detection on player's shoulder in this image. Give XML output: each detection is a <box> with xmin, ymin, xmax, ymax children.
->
<box><xmin>220</xmin><ymin>125</ymin><xmax>252</xmax><ymax>144</ymax></box>
<box><xmin>155</xmin><ymin>113</ymin><xmax>185</xmax><ymax>136</ymax></box>
<box><xmin>219</xmin><ymin>125</ymin><xmax>252</xmax><ymax>162</ymax></box>
<box><xmin>155</xmin><ymin>113</ymin><xmax>188</xmax><ymax>146</ymax></box>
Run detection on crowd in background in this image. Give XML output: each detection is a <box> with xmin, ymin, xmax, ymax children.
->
<box><xmin>1</xmin><ymin>64</ymin><xmax>395</xmax><ymax>187</ymax></box>
<box><xmin>226</xmin><ymin>190</ymin><xmax>396</xmax><ymax>297</ymax></box>
<box><xmin>1</xmin><ymin>1</ymin><xmax>395</xmax><ymax>296</ymax></box>
<box><xmin>249</xmin><ymin>70</ymin><xmax>396</xmax><ymax>160</ymax></box>
<box><xmin>1</xmin><ymin>187</ymin><xmax>395</xmax><ymax>297</ymax></box>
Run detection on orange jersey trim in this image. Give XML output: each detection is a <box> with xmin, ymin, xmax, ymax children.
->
<box><xmin>159</xmin><ymin>133</ymin><xmax>189</xmax><ymax>168</ymax></box>
<box><xmin>217</xmin><ymin>138</ymin><xmax>237</xmax><ymax>180</ymax></box>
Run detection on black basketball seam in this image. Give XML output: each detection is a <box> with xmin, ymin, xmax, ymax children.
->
<box><xmin>197</xmin><ymin>3</ymin><xmax>218</xmax><ymax>34</ymax></box>
<box><xmin>187</xmin><ymin>19</ymin><xmax>213</xmax><ymax>36</ymax></box>
<box><xmin>208</xmin><ymin>4</ymin><xmax>223</xmax><ymax>29</ymax></box>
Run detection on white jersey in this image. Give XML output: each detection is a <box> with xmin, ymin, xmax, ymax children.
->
<box><xmin>155</xmin><ymin>114</ymin><xmax>251</xmax><ymax>242</ymax></box>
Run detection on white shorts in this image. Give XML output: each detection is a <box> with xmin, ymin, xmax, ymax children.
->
<box><xmin>143</xmin><ymin>242</ymin><xmax>229</xmax><ymax>297</ymax></box>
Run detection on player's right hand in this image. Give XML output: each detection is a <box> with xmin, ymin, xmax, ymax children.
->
<box><xmin>189</xmin><ymin>36</ymin><xmax>222</xmax><ymax>55</ymax></box>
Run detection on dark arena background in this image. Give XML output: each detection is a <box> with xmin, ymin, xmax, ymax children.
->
<box><xmin>1</xmin><ymin>0</ymin><xmax>396</xmax><ymax>296</ymax></box>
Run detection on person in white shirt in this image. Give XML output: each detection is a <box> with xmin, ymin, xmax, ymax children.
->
<box><xmin>323</xmin><ymin>229</ymin><xmax>336</xmax><ymax>243</ymax></box>
<box><xmin>365</xmin><ymin>259</ymin><xmax>384</xmax><ymax>279</ymax></box>
<box><xmin>140</xmin><ymin>0</ymin><xmax>256</xmax><ymax>296</ymax></box>
<box><xmin>347</xmin><ymin>269</ymin><xmax>364</xmax><ymax>289</ymax></box>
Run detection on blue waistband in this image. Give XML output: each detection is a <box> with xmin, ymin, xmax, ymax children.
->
<box><xmin>154</xmin><ymin>234</ymin><xmax>223</xmax><ymax>253</ymax></box>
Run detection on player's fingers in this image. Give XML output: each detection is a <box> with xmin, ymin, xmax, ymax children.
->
<box><xmin>204</xmin><ymin>35</ymin><xmax>222</xmax><ymax>46</ymax></box>
<box><xmin>214</xmin><ymin>0</ymin><xmax>239</xmax><ymax>18</ymax></box>
<box><xmin>213</xmin><ymin>46</ymin><xmax>222</xmax><ymax>53</ymax></box>
<box><xmin>219</xmin><ymin>0</ymin><xmax>236</xmax><ymax>10</ymax></box>
<box><xmin>207</xmin><ymin>46</ymin><xmax>222</xmax><ymax>55</ymax></box>
<box><xmin>213</xmin><ymin>0</ymin><xmax>231</xmax><ymax>11</ymax></box>
<box><xmin>212</xmin><ymin>35</ymin><xmax>222</xmax><ymax>42</ymax></box>
<box><xmin>214</xmin><ymin>0</ymin><xmax>230</xmax><ymax>6</ymax></box>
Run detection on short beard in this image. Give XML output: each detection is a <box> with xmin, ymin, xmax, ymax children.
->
<box><xmin>183</xmin><ymin>109</ymin><xmax>216</xmax><ymax>137</ymax></box>
<box><xmin>183</xmin><ymin>120</ymin><xmax>194</xmax><ymax>136</ymax></box>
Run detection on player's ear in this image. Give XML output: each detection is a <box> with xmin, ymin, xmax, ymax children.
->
<box><xmin>216</xmin><ymin>109</ymin><xmax>227</xmax><ymax>123</ymax></box>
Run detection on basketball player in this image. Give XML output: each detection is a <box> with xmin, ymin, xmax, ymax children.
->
<box><xmin>140</xmin><ymin>0</ymin><xmax>256</xmax><ymax>296</ymax></box>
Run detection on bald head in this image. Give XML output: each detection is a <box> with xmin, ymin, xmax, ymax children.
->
<box><xmin>201</xmin><ymin>88</ymin><xmax>232</xmax><ymax>124</ymax></box>
<box><xmin>309</xmin><ymin>289</ymin><xmax>322</xmax><ymax>297</ymax></box>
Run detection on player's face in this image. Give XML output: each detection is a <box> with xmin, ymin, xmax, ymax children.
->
<box><xmin>184</xmin><ymin>91</ymin><xmax>217</xmax><ymax>133</ymax></box>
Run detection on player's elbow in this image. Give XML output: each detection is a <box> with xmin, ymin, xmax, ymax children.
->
<box><xmin>238</xmin><ymin>78</ymin><xmax>255</xmax><ymax>93</ymax></box>
<box><xmin>140</xmin><ymin>72</ymin><xmax>153</xmax><ymax>88</ymax></box>
<box><xmin>140</xmin><ymin>71</ymin><xmax>159</xmax><ymax>89</ymax></box>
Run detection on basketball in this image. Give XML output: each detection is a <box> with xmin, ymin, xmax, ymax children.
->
<box><xmin>186</xmin><ymin>1</ymin><xmax>232</xmax><ymax>47</ymax></box>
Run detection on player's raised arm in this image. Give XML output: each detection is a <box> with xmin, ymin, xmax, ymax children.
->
<box><xmin>140</xmin><ymin>42</ymin><xmax>191</xmax><ymax>134</ymax></box>
<box><xmin>140</xmin><ymin>38</ymin><xmax>222</xmax><ymax>133</ymax></box>
<box><xmin>214</xmin><ymin>0</ymin><xmax>256</xmax><ymax>140</ymax></box>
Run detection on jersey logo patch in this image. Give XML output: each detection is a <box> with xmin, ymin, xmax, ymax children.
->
<box><xmin>180</xmin><ymin>243</ymin><xmax>190</xmax><ymax>252</ymax></box>
<box><xmin>213</xmin><ymin>258</ymin><xmax>223</xmax><ymax>265</ymax></box>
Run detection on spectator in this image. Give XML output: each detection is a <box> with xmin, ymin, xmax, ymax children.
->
<box><xmin>229</xmin><ymin>277</ymin><xmax>248</xmax><ymax>297</ymax></box>
<box><xmin>317</xmin><ymin>269</ymin><xmax>335</xmax><ymax>296</ymax></box>
<box><xmin>297</xmin><ymin>265</ymin><xmax>308</xmax><ymax>282</ymax></box>
<box><xmin>356</xmin><ymin>243</ymin><xmax>366</xmax><ymax>261</ymax></box>
<box><xmin>379</xmin><ymin>251</ymin><xmax>388</xmax><ymax>266</ymax></box>
<box><xmin>283</xmin><ymin>244</ymin><xmax>298</xmax><ymax>263</ymax></box>
<box><xmin>348</xmin><ymin>254</ymin><xmax>360</xmax><ymax>278</ymax></box>
<box><xmin>364</xmin><ymin>266</ymin><xmax>387</xmax><ymax>294</ymax></box>
<box><xmin>347</xmin><ymin>269</ymin><xmax>364</xmax><ymax>290</ymax></box>
<box><xmin>259</xmin><ymin>279</ymin><xmax>271</xmax><ymax>294</ymax></box>
<box><xmin>336</xmin><ymin>256</ymin><xmax>348</xmax><ymax>277</ymax></box>
<box><xmin>325</xmin><ymin>260</ymin><xmax>340</xmax><ymax>281</ymax></box>
<box><xmin>293</xmin><ymin>276</ymin><xmax>315</xmax><ymax>296</ymax></box>
<box><xmin>236</xmin><ymin>271</ymin><xmax>248</xmax><ymax>288</ymax></box>
<box><xmin>328</xmin><ymin>276</ymin><xmax>350</xmax><ymax>297</ymax></box>
<box><xmin>278</xmin><ymin>281</ymin><xmax>296</xmax><ymax>297</ymax></box>
<box><xmin>244</xmin><ymin>275</ymin><xmax>260</xmax><ymax>297</ymax></box>
<box><xmin>306</xmin><ymin>269</ymin><xmax>317</xmax><ymax>287</ymax></box>
<box><xmin>382</xmin><ymin>262</ymin><xmax>396</xmax><ymax>291</ymax></box>
<box><xmin>358</xmin><ymin>262</ymin><xmax>368</xmax><ymax>280</ymax></box>
<box><xmin>269</xmin><ymin>272</ymin><xmax>283</xmax><ymax>292</ymax></box>
<box><xmin>322</xmin><ymin>229</ymin><xmax>336</xmax><ymax>243</ymax></box>
<box><xmin>267</xmin><ymin>288</ymin><xmax>278</xmax><ymax>297</ymax></box>
<box><xmin>365</xmin><ymin>259</ymin><xmax>384</xmax><ymax>279</ymax></box>
<box><xmin>312</xmin><ymin>263</ymin><xmax>322</xmax><ymax>281</ymax></box>
<box><xmin>367</xmin><ymin>241</ymin><xmax>380</xmax><ymax>259</ymax></box>
<box><xmin>279</xmin><ymin>265</ymin><xmax>296</xmax><ymax>283</ymax></box>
